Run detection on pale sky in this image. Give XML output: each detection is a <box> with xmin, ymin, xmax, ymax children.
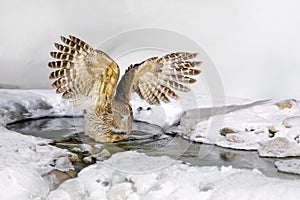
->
<box><xmin>0</xmin><ymin>0</ymin><xmax>299</xmax><ymax>99</ymax></box>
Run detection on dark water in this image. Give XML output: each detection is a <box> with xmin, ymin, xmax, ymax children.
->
<box><xmin>6</xmin><ymin>117</ymin><xmax>299</xmax><ymax>180</ymax></box>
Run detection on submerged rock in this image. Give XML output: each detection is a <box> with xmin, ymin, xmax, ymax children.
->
<box><xmin>43</xmin><ymin>169</ymin><xmax>75</xmax><ymax>190</ymax></box>
<box><xmin>99</xmin><ymin>148</ymin><xmax>111</xmax><ymax>159</ymax></box>
<box><xmin>54</xmin><ymin>157</ymin><xmax>74</xmax><ymax>171</ymax></box>
<box><xmin>83</xmin><ymin>156</ymin><xmax>95</xmax><ymax>164</ymax></box>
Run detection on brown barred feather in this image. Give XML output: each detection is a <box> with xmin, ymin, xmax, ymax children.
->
<box><xmin>54</xmin><ymin>43</ymin><xmax>82</xmax><ymax>57</ymax></box>
<box><xmin>158</xmin><ymin>85</ymin><xmax>179</xmax><ymax>100</ymax></box>
<box><xmin>56</xmin><ymin>81</ymin><xmax>75</xmax><ymax>94</ymax></box>
<box><xmin>170</xmin><ymin>74</ymin><xmax>197</xmax><ymax>83</ymax></box>
<box><xmin>60</xmin><ymin>36</ymin><xmax>85</xmax><ymax>54</ymax></box>
<box><xmin>170</xmin><ymin>61</ymin><xmax>201</xmax><ymax>68</ymax></box>
<box><xmin>136</xmin><ymin>85</ymin><xmax>146</xmax><ymax>100</ymax></box>
<box><xmin>162</xmin><ymin>79</ymin><xmax>191</xmax><ymax>92</ymax></box>
<box><xmin>173</xmin><ymin>52</ymin><xmax>198</xmax><ymax>60</ymax></box>
<box><xmin>62</xmin><ymin>89</ymin><xmax>74</xmax><ymax>99</ymax></box>
<box><xmin>69</xmin><ymin>35</ymin><xmax>93</xmax><ymax>53</ymax></box>
<box><xmin>50</xmin><ymin>52</ymin><xmax>75</xmax><ymax>61</ymax></box>
<box><xmin>50</xmin><ymin>77</ymin><xmax>70</xmax><ymax>88</ymax></box>
<box><xmin>174</xmin><ymin>67</ymin><xmax>201</xmax><ymax>75</ymax></box>
<box><xmin>49</xmin><ymin>70</ymin><xmax>60</xmax><ymax>79</ymax></box>
<box><xmin>138</xmin><ymin>83</ymin><xmax>160</xmax><ymax>105</ymax></box>
<box><xmin>48</xmin><ymin>61</ymin><xmax>75</xmax><ymax>69</ymax></box>
<box><xmin>149</xmin><ymin>83</ymin><xmax>170</xmax><ymax>103</ymax></box>
<box><xmin>157</xmin><ymin>52</ymin><xmax>198</xmax><ymax>63</ymax></box>
<box><xmin>48</xmin><ymin>68</ymin><xmax>72</xmax><ymax>79</ymax></box>
<box><xmin>146</xmin><ymin>88</ymin><xmax>160</xmax><ymax>105</ymax></box>
<box><xmin>135</xmin><ymin>86</ymin><xmax>143</xmax><ymax>99</ymax></box>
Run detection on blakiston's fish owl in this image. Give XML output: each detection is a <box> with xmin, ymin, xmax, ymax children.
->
<box><xmin>48</xmin><ymin>35</ymin><xmax>202</xmax><ymax>142</ymax></box>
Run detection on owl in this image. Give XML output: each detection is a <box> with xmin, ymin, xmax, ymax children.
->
<box><xmin>48</xmin><ymin>35</ymin><xmax>202</xmax><ymax>142</ymax></box>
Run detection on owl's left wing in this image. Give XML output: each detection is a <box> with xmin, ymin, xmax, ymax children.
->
<box><xmin>123</xmin><ymin>52</ymin><xmax>201</xmax><ymax>105</ymax></box>
<box><xmin>48</xmin><ymin>35</ymin><xmax>120</xmax><ymax>112</ymax></box>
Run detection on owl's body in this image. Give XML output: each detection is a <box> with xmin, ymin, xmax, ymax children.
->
<box><xmin>49</xmin><ymin>35</ymin><xmax>202</xmax><ymax>142</ymax></box>
<box><xmin>84</xmin><ymin>100</ymin><xmax>133</xmax><ymax>142</ymax></box>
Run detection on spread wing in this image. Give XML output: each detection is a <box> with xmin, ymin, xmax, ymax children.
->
<box><xmin>123</xmin><ymin>52</ymin><xmax>201</xmax><ymax>105</ymax></box>
<box><xmin>48</xmin><ymin>35</ymin><xmax>120</xmax><ymax>111</ymax></box>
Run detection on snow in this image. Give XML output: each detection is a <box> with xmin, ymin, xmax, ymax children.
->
<box><xmin>131</xmin><ymin>92</ymin><xmax>253</xmax><ymax>128</ymax></box>
<box><xmin>1</xmin><ymin>89</ymin><xmax>300</xmax><ymax>199</ymax></box>
<box><xmin>0</xmin><ymin>89</ymin><xmax>75</xmax><ymax>126</ymax></box>
<box><xmin>0</xmin><ymin>126</ymin><xmax>75</xmax><ymax>200</ymax></box>
<box><xmin>48</xmin><ymin>151</ymin><xmax>300</xmax><ymax>200</ymax></box>
<box><xmin>0</xmin><ymin>164</ymin><xmax>49</xmax><ymax>200</ymax></box>
<box><xmin>275</xmin><ymin>159</ymin><xmax>300</xmax><ymax>175</ymax></box>
<box><xmin>0</xmin><ymin>90</ymin><xmax>77</xmax><ymax>199</ymax></box>
<box><xmin>167</xmin><ymin>99</ymin><xmax>300</xmax><ymax>155</ymax></box>
<box><xmin>258</xmin><ymin>137</ymin><xmax>300</xmax><ymax>158</ymax></box>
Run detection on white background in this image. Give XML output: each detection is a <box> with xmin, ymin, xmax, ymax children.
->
<box><xmin>0</xmin><ymin>0</ymin><xmax>299</xmax><ymax>99</ymax></box>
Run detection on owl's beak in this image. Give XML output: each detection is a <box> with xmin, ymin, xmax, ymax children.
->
<box><xmin>121</xmin><ymin>115</ymin><xmax>129</xmax><ymax>127</ymax></box>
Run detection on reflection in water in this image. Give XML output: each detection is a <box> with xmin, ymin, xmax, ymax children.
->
<box><xmin>220</xmin><ymin>152</ymin><xmax>236</xmax><ymax>162</ymax></box>
<box><xmin>7</xmin><ymin>117</ymin><xmax>299</xmax><ymax>180</ymax></box>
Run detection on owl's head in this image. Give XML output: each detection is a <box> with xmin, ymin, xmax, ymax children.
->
<box><xmin>111</xmin><ymin>101</ymin><xmax>133</xmax><ymax>131</ymax></box>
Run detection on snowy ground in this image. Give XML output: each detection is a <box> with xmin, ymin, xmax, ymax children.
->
<box><xmin>48</xmin><ymin>151</ymin><xmax>300</xmax><ymax>200</ymax></box>
<box><xmin>0</xmin><ymin>89</ymin><xmax>300</xmax><ymax>200</ymax></box>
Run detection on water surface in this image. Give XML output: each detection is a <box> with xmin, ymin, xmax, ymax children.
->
<box><xmin>7</xmin><ymin>117</ymin><xmax>299</xmax><ymax>180</ymax></box>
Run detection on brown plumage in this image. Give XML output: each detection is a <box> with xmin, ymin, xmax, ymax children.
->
<box><xmin>48</xmin><ymin>35</ymin><xmax>202</xmax><ymax>142</ymax></box>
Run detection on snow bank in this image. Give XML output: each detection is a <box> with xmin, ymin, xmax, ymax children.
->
<box><xmin>48</xmin><ymin>151</ymin><xmax>300</xmax><ymax>200</ymax></box>
<box><xmin>0</xmin><ymin>164</ymin><xmax>49</xmax><ymax>200</ymax></box>
<box><xmin>0</xmin><ymin>89</ymin><xmax>75</xmax><ymax>125</ymax></box>
<box><xmin>167</xmin><ymin>99</ymin><xmax>300</xmax><ymax>156</ymax></box>
<box><xmin>0</xmin><ymin>126</ymin><xmax>75</xmax><ymax>199</ymax></box>
<box><xmin>1</xmin><ymin>89</ymin><xmax>300</xmax><ymax>199</ymax></box>
<box><xmin>0</xmin><ymin>90</ymin><xmax>76</xmax><ymax>199</ymax></box>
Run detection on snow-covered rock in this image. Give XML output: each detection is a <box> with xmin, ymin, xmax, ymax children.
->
<box><xmin>258</xmin><ymin>137</ymin><xmax>300</xmax><ymax>157</ymax></box>
<box><xmin>275</xmin><ymin>159</ymin><xmax>300</xmax><ymax>175</ymax></box>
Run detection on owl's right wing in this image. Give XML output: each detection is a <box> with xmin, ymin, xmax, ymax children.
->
<box><xmin>122</xmin><ymin>52</ymin><xmax>201</xmax><ymax>105</ymax></box>
<box><xmin>48</xmin><ymin>35</ymin><xmax>120</xmax><ymax>111</ymax></box>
